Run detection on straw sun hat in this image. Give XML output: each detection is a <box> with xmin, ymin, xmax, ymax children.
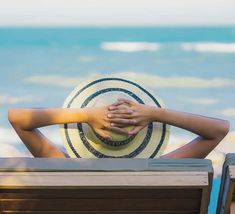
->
<box><xmin>60</xmin><ymin>77</ymin><xmax>170</xmax><ymax>158</ymax></box>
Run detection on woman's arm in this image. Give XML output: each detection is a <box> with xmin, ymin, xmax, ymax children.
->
<box><xmin>8</xmin><ymin>107</ymin><xmax>128</xmax><ymax>157</ymax></box>
<box><xmin>108</xmin><ymin>99</ymin><xmax>230</xmax><ymax>158</ymax></box>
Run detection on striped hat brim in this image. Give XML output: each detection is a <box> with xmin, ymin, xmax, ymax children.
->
<box><xmin>60</xmin><ymin>77</ymin><xmax>170</xmax><ymax>158</ymax></box>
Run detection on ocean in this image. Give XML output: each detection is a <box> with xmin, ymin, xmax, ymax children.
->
<box><xmin>0</xmin><ymin>27</ymin><xmax>235</xmax><ymax>213</ymax></box>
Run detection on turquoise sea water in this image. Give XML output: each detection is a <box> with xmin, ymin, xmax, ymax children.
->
<box><xmin>0</xmin><ymin>27</ymin><xmax>235</xmax><ymax>213</ymax></box>
<box><xmin>1</xmin><ymin>27</ymin><xmax>234</xmax><ymax>126</ymax></box>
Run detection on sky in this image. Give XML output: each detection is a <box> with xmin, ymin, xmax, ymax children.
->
<box><xmin>1</xmin><ymin>0</ymin><xmax>235</xmax><ymax>26</ymax></box>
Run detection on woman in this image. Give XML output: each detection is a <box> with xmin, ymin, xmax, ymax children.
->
<box><xmin>8</xmin><ymin>98</ymin><xmax>229</xmax><ymax>158</ymax></box>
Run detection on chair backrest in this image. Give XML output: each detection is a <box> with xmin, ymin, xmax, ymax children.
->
<box><xmin>0</xmin><ymin>158</ymin><xmax>213</xmax><ymax>214</ymax></box>
<box><xmin>217</xmin><ymin>153</ymin><xmax>235</xmax><ymax>214</ymax></box>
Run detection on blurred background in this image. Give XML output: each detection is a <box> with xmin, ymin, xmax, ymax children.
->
<box><xmin>0</xmin><ymin>1</ymin><xmax>235</xmax><ymax>212</ymax></box>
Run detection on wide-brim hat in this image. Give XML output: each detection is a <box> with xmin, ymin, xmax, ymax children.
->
<box><xmin>60</xmin><ymin>77</ymin><xmax>170</xmax><ymax>158</ymax></box>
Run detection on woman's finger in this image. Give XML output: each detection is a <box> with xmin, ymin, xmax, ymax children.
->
<box><xmin>109</xmin><ymin>100</ymin><xmax>126</xmax><ymax>109</ymax></box>
<box><xmin>109</xmin><ymin>108</ymin><xmax>133</xmax><ymax>114</ymax></box>
<box><xmin>128</xmin><ymin>126</ymin><xmax>142</xmax><ymax>135</ymax></box>
<box><xmin>94</xmin><ymin>128</ymin><xmax>112</xmax><ymax>140</ymax></box>
<box><xmin>108</xmin><ymin>113</ymin><xmax>133</xmax><ymax>119</ymax></box>
<box><xmin>108</xmin><ymin>105</ymin><xmax>117</xmax><ymax>111</ymax></box>
<box><xmin>110</xmin><ymin>122</ymin><xmax>129</xmax><ymax>128</ymax></box>
<box><xmin>109</xmin><ymin>118</ymin><xmax>136</xmax><ymax>125</ymax></box>
<box><xmin>117</xmin><ymin>98</ymin><xmax>135</xmax><ymax>106</ymax></box>
<box><xmin>108</xmin><ymin>107</ymin><xmax>133</xmax><ymax>115</ymax></box>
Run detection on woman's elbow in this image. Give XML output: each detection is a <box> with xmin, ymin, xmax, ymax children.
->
<box><xmin>8</xmin><ymin>109</ymin><xmax>21</xmax><ymax>126</ymax></box>
<box><xmin>217</xmin><ymin>120</ymin><xmax>230</xmax><ymax>140</ymax></box>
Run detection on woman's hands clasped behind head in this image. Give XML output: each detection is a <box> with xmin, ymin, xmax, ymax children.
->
<box><xmin>108</xmin><ymin>99</ymin><xmax>155</xmax><ymax>135</ymax></box>
<box><xmin>83</xmin><ymin>105</ymin><xmax>135</xmax><ymax>140</ymax></box>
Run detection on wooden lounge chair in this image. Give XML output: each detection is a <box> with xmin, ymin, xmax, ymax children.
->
<box><xmin>217</xmin><ymin>153</ymin><xmax>235</xmax><ymax>214</ymax></box>
<box><xmin>0</xmin><ymin>158</ymin><xmax>213</xmax><ymax>214</ymax></box>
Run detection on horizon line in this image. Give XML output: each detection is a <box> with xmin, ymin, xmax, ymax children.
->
<box><xmin>0</xmin><ymin>24</ymin><xmax>235</xmax><ymax>28</ymax></box>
